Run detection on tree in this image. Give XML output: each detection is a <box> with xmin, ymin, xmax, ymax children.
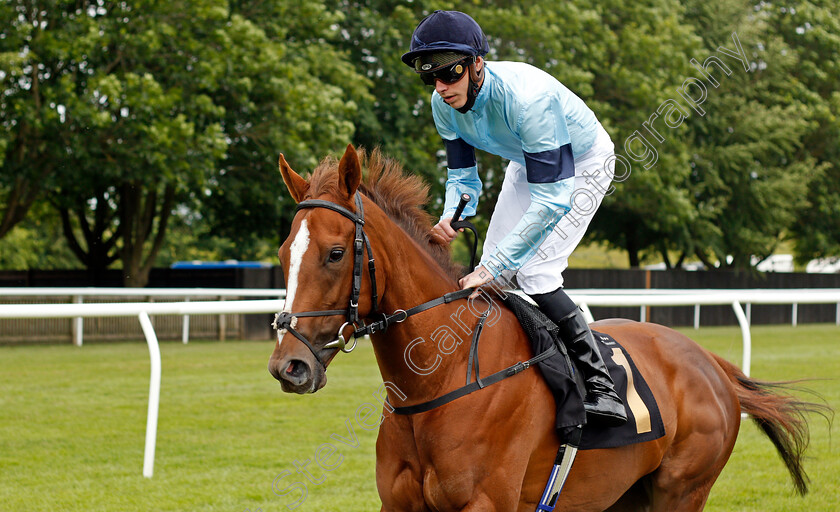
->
<box><xmin>0</xmin><ymin>202</ymin><xmax>76</xmax><ymax>270</ymax></box>
<box><xmin>51</xmin><ymin>1</ymin><xmax>229</xmax><ymax>285</ymax></box>
<box><xmin>762</xmin><ymin>0</ymin><xmax>840</xmax><ymax>264</ymax></box>
<box><xmin>2</xmin><ymin>1</ymin><xmax>228</xmax><ymax>284</ymax></box>
<box><xmin>4</xmin><ymin>0</ymin><xmax>834</xmax><ymax>275</ymax></box>
<box><xmin>199</xmin><ymin>0</ymin><xmax>371</xmax><ymax>260</ymax></box>
<box><xmin>323</xmin><ymin>0</ymin><xmax>442</xmax><ymax>191</ymax></box>
<box><xmin>678</xmin><ymin>0</ymin><xmax>818</xmax><ymax>271</ymax></box>
<box><xmin>330</xmin><ymin>0</ymin><xmax>704</xmax><ymax>267</ymax></box>
<box><xmin>1</xmin><ymin>0</ymin><xmax>366</xmax><ymax>284</ymax></box>
<box><xmin>0</xmin><ymin>1</ymin><xmax>58</xmax><ymax>238</ymax></box>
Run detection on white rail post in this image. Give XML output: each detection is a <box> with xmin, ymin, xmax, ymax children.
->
<box><xmin>746</xmin><ymin>303</ymin><xmax>751</xmax><ymax>325</ymax></box>
<box><xmin>218</xmin><ymin>296</ymin><xmax>226</xmax><ymax>341</ymax></box>
<box><xmin>138</xmin><ymin>312</ymin><xmax>161</xmax><ymax>478</ymax></box>
<box><xmin>792</xmin><ymin>303</ymin><xmax>798</xmax><ymax>327</ymax></box>
<box><xmin>731</xmin><ymin>301</ymin><xmax>751</xmax><ymax>378</ymax></box>
<box><xmin>182</xmin><ymin>297</ymin><xmax>190</xmax><ymax>344</ymax></box>
<box><xmin>836</xmin><ymin>302</ymin><xmax>840</xmax><ymax>326</ymax></box>
<box><xmin>72</xmin><ymin>295</ymin><xmax>84</xmax><ymax>346</ymax></box>
<box><xmin>694</xmin><ymin>304</ymin><xmax>700</xmax><ymax>329</ymax></box>
<box><xmin>639</xmin><ymin>305</ymin><xmax>646</xmax><ymax>322</ymax></box>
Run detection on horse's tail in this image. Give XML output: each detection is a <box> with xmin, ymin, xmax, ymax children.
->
<box><xmin>712</xmin><ymin>353</ymin><xmax>830</xmax><ymax>495</ymax></box>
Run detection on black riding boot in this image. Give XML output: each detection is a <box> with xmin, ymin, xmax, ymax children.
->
<box><xmin>555</xmin><ymin>309</ymin><xmax>627</xmax><ymax>427</ymax></box>
<box><xmin>531</xmin><ymin>288</ymin><xmax>627</xmax><ymax>427</ymax></box>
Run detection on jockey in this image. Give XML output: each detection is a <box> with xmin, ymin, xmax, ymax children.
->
<box><xmin>402</xmin><ymin>10</ymin><xmax>627</xmax><ymax>427</ymax></box>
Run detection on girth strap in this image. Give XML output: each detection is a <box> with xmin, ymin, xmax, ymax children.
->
<box><xmin>388</xmin><ymin>292</ymin><xmax>558</xmax><ymax>415</ymax></box>
<box><xmin>371</xmin><ymin>289</ymin><xmax>559</xmax><ymax>415</ymax></box>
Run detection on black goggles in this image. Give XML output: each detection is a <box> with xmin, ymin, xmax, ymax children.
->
<box><xmin>419</xmin><ymin>57</ymin><xmax>472</xmax><ymax>86</ymax></box>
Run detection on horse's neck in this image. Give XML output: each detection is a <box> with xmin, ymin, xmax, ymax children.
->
<box><xmin>366</xmin><ymin>210</ymin><xmax>484</xmax><ymax>403</ymax></box>
<box><xmin>366</xmin><ymin>203</ymin><xmax>459</xmax><ymax>317</ymax></box>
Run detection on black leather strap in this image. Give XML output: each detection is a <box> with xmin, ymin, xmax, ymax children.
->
<box><xmin>353</xmin><ymin>288</ymin><xmax>475</xmax><ymax>338</ymax></box>
<box><xmin>450</xmin><ymin>219</ymin><xmax>478</xmax><ymax>271</ymax></box>
<box><xmin>295</xmin><ymin>193</ymin><xmax>376</xmax><ymax>323</ymax></box>
<box><xmin>392</xmin><ymin>344</ymin><xmax>558</xmax><ymax>415</ymax></box>
<box><xmin>282</xmin><ymin>325</ymin><xmax>326</xmax><ymax>368</ymax></box>
<box><xmin>364</xmin><ymin>232</ymin><xmax>378</xmax><ymax>313</ymax></box>
<box><xmin>272</xmin><ymin>311</ymin><xmax>341</xmax><ymax>368</ymax></box>
<box><xmin>295</xmin><ymin>198</ymin><xmax>361</xmax><ymax>223</ymax></box>
<box><xmin>466</xmin><ymin>305</ymin><xmax>490</xmax><ymax>387</ymax></box>
<box><xmin>349</xmin><ymin>195</ymin><xmax>365</xmax><ymax>323</ymax></box>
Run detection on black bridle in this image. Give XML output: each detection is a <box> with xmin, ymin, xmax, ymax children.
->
<box><xmin>272</xmin><ymin>192</ymin><xmax>378</xmax><ymax>368</ymax></box>
<box><xmin>272</xmin><ymin>191</ymin><xmax>560</xmax><ymax>415</ymax></box>
<box><xmin>272</xmin><ymin>191</ymin><xmax>474</xmax><ymax>368</ymax></box>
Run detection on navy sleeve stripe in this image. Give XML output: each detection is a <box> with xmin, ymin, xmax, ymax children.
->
<box><xmin>524</xmin><ymin>144</ymin><xmax>575</xmax><ymax>183</ymax></box>
<box><xmin>444</xmin><ymin>138</ymin><xmax>476</xmax><ymax>169</ymax></box>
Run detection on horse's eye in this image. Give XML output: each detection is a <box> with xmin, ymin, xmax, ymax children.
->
<box><xmin>328</xmin><ymin>248</ymin><xmax>345</xmax><ymax>263</ymax></box>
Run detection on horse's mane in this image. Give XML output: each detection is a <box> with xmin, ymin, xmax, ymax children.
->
<box><xmin>307</xmin><ymin>148</ymin><xmax>462</xmax><ymax>282</ymax></box>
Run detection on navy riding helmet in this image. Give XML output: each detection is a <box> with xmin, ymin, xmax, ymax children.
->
<box><xmin>402</xmin><ymin>11</ymin><xmax>490</xmax><ymax>113</ymax></box>
<box><xmin>401</xmin><ymin>10</ymin><xmax>489</xmax><ymax>67</ymax></box>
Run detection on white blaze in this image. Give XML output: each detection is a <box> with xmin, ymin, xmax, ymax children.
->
<box><xmin>278</xmin><ymin>219</ymin><xmax>310</xmax><ymax>346</ymax></box>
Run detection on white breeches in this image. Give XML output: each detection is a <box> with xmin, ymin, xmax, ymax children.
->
<box><xmin>483</xmin><ymin>124</ymin><xmax>615</xmax><ymax>294</ymax></box>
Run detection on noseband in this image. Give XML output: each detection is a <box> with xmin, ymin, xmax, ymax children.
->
<box><xmin>272</xmin><ymin>192</ymin><xmax>379</xmax><ymax>368</ymax></box>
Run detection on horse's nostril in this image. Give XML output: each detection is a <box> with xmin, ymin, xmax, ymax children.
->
<box><xmin>283</xmin><ymin>359</ymin><xmax>310</xmax><ymax>385</ymax></box>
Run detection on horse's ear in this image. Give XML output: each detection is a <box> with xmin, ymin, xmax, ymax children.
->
<box><xmin>279</xmin><ymin>153</ymin><xmax>309</xmax><ymax>204</ymax></box>
<box><xmin>337</xmin><ymin>144</ymin><xmax>361</xmax><ymax>198</ymax></box>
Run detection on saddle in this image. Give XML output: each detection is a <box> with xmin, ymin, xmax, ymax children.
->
<box><xmin>500</xmin><ymin>293</ymin><xmax>665</xmax><ymax>450</ymax></box>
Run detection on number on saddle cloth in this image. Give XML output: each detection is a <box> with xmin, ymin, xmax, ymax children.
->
<box><xmin>577</xmin><ymin>331</ymin><xmax>666</xmax><ymax>450</ymax></box>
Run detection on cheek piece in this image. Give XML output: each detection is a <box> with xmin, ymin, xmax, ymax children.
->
<box><xmin>456</xmin><ymin>62</ymin><xmax>485</xmax><ymax>114</ymax></box>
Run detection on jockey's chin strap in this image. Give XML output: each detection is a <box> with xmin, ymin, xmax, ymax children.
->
<box><xmin>272</xmin><ymin>192</ymin><xmax>378</xmax><ymax>369</ymax></box>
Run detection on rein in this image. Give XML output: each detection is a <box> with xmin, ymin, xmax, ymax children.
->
<box><xmin>390</xmin><ymin>314</ymin><xmax>559</xmax><ymax>415</ymax></box>
<box><xmin>273</xmin><ymin>191</ymin><xmax>557</xmax><ymax>415</ymax></box>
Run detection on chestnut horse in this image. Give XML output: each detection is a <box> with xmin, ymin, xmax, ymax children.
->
<box><xmin>269</xmin><ymin>144</ymin><xmax>816</xmax><ymax>511</ymax></box>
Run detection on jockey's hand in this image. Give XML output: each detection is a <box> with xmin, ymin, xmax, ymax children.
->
<box><xmin>430</xmin><ymin>217</ymin><xmax>462</xmax><ymax>244</ymax></box>
<box><xmin>459</xmin><ymin>265</ymin><xmax>493</xmax><ymax>299</ymax></box>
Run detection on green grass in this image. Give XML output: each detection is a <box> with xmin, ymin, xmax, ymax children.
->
<box><xmin>0</xmin><ymin>324</ymin><xmax>837</xmax><ymax>511</ymax></box>
<box><xmin>676</xmin><ymin>324</ymin><xmax>839</xmax><ymax>512</ymax></box>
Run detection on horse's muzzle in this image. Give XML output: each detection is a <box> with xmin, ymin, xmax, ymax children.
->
<box><xmin>269</xmin><ymin>355</ymin><xmax>326</xmax><ymax>394</ymax></box>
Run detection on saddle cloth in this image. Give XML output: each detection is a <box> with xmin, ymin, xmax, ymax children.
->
<box><xmin>500</xmin><ymin>293</ymin><xmax>665</xmax><ymax>450</ymax></box>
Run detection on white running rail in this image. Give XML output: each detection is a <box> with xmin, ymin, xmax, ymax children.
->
<box><xmin>0</xmin><ymin>287</ymin><xmax>286</xmax><ymax>345</ymax></box>
<box><xmin>1</xmin><ymin>287</ymin><xmax>838</xmax><ymax>478</ymax></box>
<box><xmin>0</xmin><ymin>291</ymin><xmax>285</xmax><ymax>478</ymax></box>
